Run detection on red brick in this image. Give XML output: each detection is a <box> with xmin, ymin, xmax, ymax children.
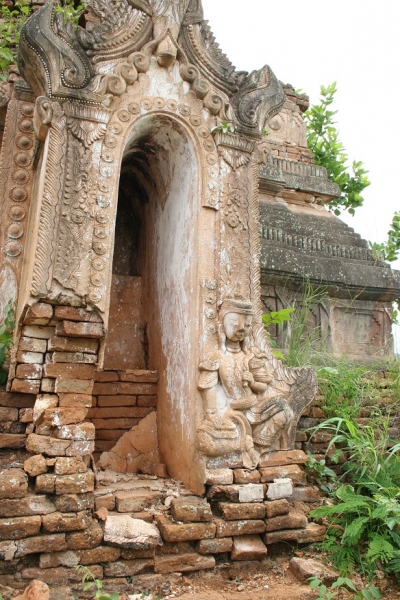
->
<box><xmin>43</xmin><ymin>407</ymin><xmax>89</xmax><ymax>426</ymax></box>
<box><xmin>48</xmin><ymin>336</ymin><xmax>99</xmax><ymax>354</ymax></box>
<box><xmin>47</xmin><ymin>352</ymin><xmax>97</xmax><ymax>364</ymax></box>
<box><xmin>0</xmin><ymin>407</ymin><xmax>18</xmax><ymax>421</ymax></box>
<box><xmin>42</xmin><ymin>510</ymin><xmax>91</xmax><ymax>532</ymax></box>
<box><xmin>16</xmin><ymin>534</ymin><xmax>67</xmax><ymax>557</ymax></box>
<box><xmin>156</xmin><ymin>515</ymin><xmax>216</xmax><ymax>542</ymax></box>
<box><xmin>0</xmin><ymin>434</ymin><xmax>26</xmax><ymax>448</ymax></box>
<box><xmin>92</xmin><ymin>382</ymin><xmax>157</xmax><ymax>395</ymax></box>
<box><xmin>137</xmin><ymin>395</ymin><xmax>157</xmax><ymax>407</ymax></box>
<box><xmin>19</xmin><ymin>336</ymin><xmax>47</xmax><ymax>353</ymax></box>
<box><xmin>55</xmin><ymin>379</ymin><xmax>94</xmax><ymax>394</ymax></box>
<box><xmin>0</xmin><ymin>515</ymin><xmax>42</xmax><ymax>539</ymax></box>
<box><xmin>96</xmin><ymin>395</ymin><xmax>136</xmax><ymax>407</ymax></box>
<box><xmin>55</xmin><ymin>321</ymin><xmax>104</xmax><ymax>338</ymax></box>
<box><xmin>94</xmin><ymin>371</ymin><xmax>119</xmax><ymax>382</ymax></box>
<box><xmin>58</xmin><ymin>393</ymin><xmax>94</xmax><ymax>408</ymax></box>
<box><xmin>119</xmin><ymin>370</ymin><xmax>158</xmax><ymax>383</ymax></box>
<box><xmin>25</xmin><ymin>303</ymin><xmax>54</xmax><ymax>325</ymax></box>
<box><xmin>15</xmin><ymin>363</ymin><xmax>43</xmax><ymax>379</ymax></box>
<box><xmin>88</xmin><ymin>407</ymin><xmax>151</xmax><ymax>419</ymax></box>
<box><xmin>214</xmin><ymin>518</ymin><xmax>266</xmax><ymax>538</ymax></box>
<box><xmin>16</xmin><ymin>351</ymin><xmax>44</xmax><ymax>364</ymax></box>
<box><xmin>10</xmin><ymin>379</ymin><xmax>40</xmax><ymax>394</ymax></box>
<box><xmin>21</xmin><ymin>325</ymin><xmax>55</xmax><ymax>339</ymax></box>
<box><xmin>0</xmin><ymin>392</ymin><xmax>35</xmax><ymax>408</ymax></box>
<box><xmin>54</xmin><ymin>306</ymin><xmax>103</xmax><ymax>323</ymax></box>
<box><xmin>44</xmin><ymin>363</ymin><xmax>96</xmax><ymax>379</ymax></box>
<box><xmin>92</xmin><ymin>418</ymin><xmax>140</xmax><ymax>430</ymax></box>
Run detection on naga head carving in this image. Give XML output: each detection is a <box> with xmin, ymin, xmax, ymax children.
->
<box><xmin>230</xmin><ymin>65</ymin><xmax>286</xmax><ymax>137</ymax></box>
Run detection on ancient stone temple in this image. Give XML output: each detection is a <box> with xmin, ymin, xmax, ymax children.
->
<box><xmin>0</xmin><ymin>0</ymin><xmax>398</xmax><ymax>592</ymax></box>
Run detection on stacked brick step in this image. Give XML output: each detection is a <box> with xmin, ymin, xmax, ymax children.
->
<box><xmin>89</xmin><ymin>369</ymin><xmax>158</xmax><ymax>462</ymax></box>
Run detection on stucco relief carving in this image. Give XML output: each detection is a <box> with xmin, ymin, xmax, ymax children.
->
<box><xmin>197</xmin><ymin>295</ymin><xmax>317</xmax><ymax>466</ymax></box>
<box><xmin>267</xmin><ymin>105</ymin><xmax>307</xmax><ymax>147</ymax></box>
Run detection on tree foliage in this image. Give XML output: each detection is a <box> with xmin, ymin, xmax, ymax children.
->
<box><xmin>304</xmin><ymin>82</ymin><xmax>371</xmax><ymax>216</ymax></box>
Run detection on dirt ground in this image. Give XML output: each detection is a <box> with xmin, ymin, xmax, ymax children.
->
<box><xmin>154</xmin><ymin>549</ymin><xmax>400</xmax><ymax>600</ymax></box>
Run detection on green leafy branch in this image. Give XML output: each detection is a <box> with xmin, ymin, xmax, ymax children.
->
<box><xmin>75</xmin><ymin>565</ymin><xmax>119</xmax><ymax>600</ymax></box>
<box><xmin>0</xmin><ymin>1</ymin><xmax>32</xmax><ymax>81</ymax></box>
<box><xmin>304</xmin><ymin>82</ymin><xmax>370</xmax><ymax>216</ymax></box>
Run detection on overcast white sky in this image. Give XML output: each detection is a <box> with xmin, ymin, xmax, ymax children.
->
<box><xmin>202</xmin><ymin>0</ymin><xmax>400</xmax><ymax>351</ymax></box>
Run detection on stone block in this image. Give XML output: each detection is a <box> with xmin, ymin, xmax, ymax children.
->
<box><xmin>231</xmin><ymin>535</ymin><xmax>268</xmax><ymax>561</ymax></box>
<box><xmin>19</xmin><ymin>408</ymin><xmax>34</xmax><ymax>422</ymax></box>
<box><xmin>55</xmin><ymin>321</ymin><xmax>104</xmax><ymax>339</ymax></box>
<box><xmin>15</xmin><ymin>363</ymin><xmax>43</xmax><ymax>379</ymax></box>
<box><xmin>21</xmin><ymin>325</ymin><xmax>55</xmax><ymax>339</ymax></box>
<box><xmin>54</xmin><ymin>494</ymin><xmax>94</xmax><ymax>513</ymax></box>
<box><xmin>206</xmin><ymin>485</ymin><xmax>243</xmax><ymax>502</ymax></box>
<box><xmin>33</xmin><ymin>394</ymin><xmax>58</xmax><ymax>423</ymax></box>
<box><xmin>0</xmin><ymin>540</ymin><xmax>17</xmax><ymax>561</ymax></box>
<box><xmin>16</xmin><ymin>534</ymin><xmax>67</xmax><ymax>557</ymax></box>
<box><xmin>13</xmin><ymin>580</ymin><xmax>50</xmax><ymax>600</ymax></box>
<box><xmin>25</xmin><ymin>303</ymin><xmax>54</xmax><ymax>325</ymax></box>
<box><xmin>55</xmin><ymin>472</ymin><xmax>95</xmax><ymax>495</ymax></box>
<box><xmin>94</xmin><ymin>494</ymin><xmax>115</xmax><ymax>511</ymax></box>
<box><xmin>289</xmin><ymin>486</ymin><xmax>321</xmax><ymax>502</ymax></box>
<box><xmin>19</xmin><ymin>336</ymin><xmax>47</xmax><ymax>353</ymax></box>
<box><xmin>263</xmin><ymin>523</ymin><xmax>326</xmax><ymax>545</ymax></box>
<box><xmin>53</xmin><ymin>422</ymin><xmax>95</xmax><ymax>441</ymax></box>
<box><xmin>265</xmin><ymin>509</ymin><xmax>307</xmax><ymax>532</ymax></box>
<box><xmin>78</xmin><ymin>546</ymin><xmax>121</xmax><ymax>566</ymax></box>
<box><xmin>0</xmin><ymin>392</ymin><xmax>36</xmax><ymax>408</ymax></box>
<box><xmin>47</xmin><ymin>336</ymin><xmax>99</xmax><ymax>355</ymax></box>
<box><xmin>289</xmin><ymin>557</ymin><xmax>338</xmax><ymax>584</ymax></box>
<box><xmin>66</xmin><ymin>520</ymin><xmax>103</xmax><ymax>550</ymax></box>
<box><xmin>154</xmin><ymin>553</ymin><xmax>215</xmax><ymax>574</ymax></box>
<box><xmin>39</xmin><ymin>550</ymin><xmax>80</xmax><ymax>569</ymax></box>
<box><xmin>46</xmin><ymin>352</ymin><xmax>97</xmax><ymax>364</ymax></box>
<box><xmin>156</xmin><ymin>515</ymin><xmax>216</xmax><ymax>542</ymax></box>
<box><xmin>0</xmin><ymin>468</ymin><xmax>28</xmax><ymax>499</ymax></box>
<box><xmin>41</xmin><ymin>378</ymin><xmax>56</xmax><ymax>393</ymax></box>
<box><xmin>205</xmin><ymin>469</ymin><xmax>233</xmax><ymax>485</ymax></box>
<box><xmin>258</xmin><ymin>450</ymin><xmax>308</xmax><ymax>468</ymax></box>
<box><xmin>219</xmin><ymin>502</ymin><xmax>265</xmax><ymax>521</ymax></box>
<box><xmin>42</xmin><ymin>511</ymin><xmax>91</xmax><ymax>533</ymax></box>
<box><xmin>0</xmin><ymin>515</ymin><xmax>42</xmax><ymax>540</ymax></box>
<box><xmin>11</xmin><ymin>379</ymin><xmax>41</xmax><ymax>394</ymax></box>
<box><xmin>0</xmin><ymin>406</ymin><xmax>18</xmax><ymax>421</ymax></box>
<box><xmin>55</xmin><ymin>379</ymin><xmax>94</xmax><ymax>394</ymax></box>
<box><xmin>66</xmin><ymin>440</ymin><xmax>95</xmax><ymax>456</ymax></box>
<box><xmin>54</xmin><ymin>457</ymin><xmax>87</xmax><ymax>475</ymax></box>
<box><xmin>104</xmin><ymin>515</ymin><xmax>161</xmax><ymax>549</ymax></box>
<box><xmin>58</xmin><ymin>393</ymin><xmax>93</xmax><ymax>408</ymax></box>
<box><xmin>26</xmin><ymin>434</ymin><xmax>70</xmax><ymax>457</ymax></box>
<box><xmin>238</xmin><ymin>483</ymin><xmax>264</xmax><ymax>503</ymax></box>
<box><xmin>115</xmin><ymin>490</ymin><xmax>162</xmax><ymax>513</ymax></box>
<box><xmin>259</xmin><ymin>464</ymin><xmax>306</xmax><ymax>485</ymax></box>
<box><xmin>0</xmin><ymin>434</ymin><xmax>27</xmax><ymax>449</ymax></box>
<box><xmin>197</xmin><ymin>537</ymin><xmax>233</xmax><ymax>554</ymax></box>
<box><xmin>170</xmin><ymin>496</ymin><xmax>212</xmax><ymax>523</ymax></box>
<box><xmin>43</xmin><ymin>407</ymin><xmax>89</xmax><ymax>427</ymax></box>
<box><xmin>233</xmin><ymin>469</ymin><xmax>261</xmax><ymax>484</ymax></box>
<box><xmin>54</xmin><ymin>306</ymin><xmax>102</xmax><ymax>323</ymax></box>
<box><xmin>214</xmin><ymin>518</ymin><xmax>266</xmax><ymax>538</ymax></box>
<box><xmin>24</xmin><ymin>454</ymin><xmax>48</xmax><ymax>477</ymax></box>
<box><xmin>266</xmin><ymin>478</ymin><xmax>293</xmax><ymax>500</ymax></box>
<box><xmin>36</xmin><ymin>474</ymin><xmax>56</xmax><ymax>494</ymax></box>
<box><xmin>44</xmin><ymin>363</ymin><xmax>96</xmax><ymax>379</ymax></box>
<box><xmin>0</xmin><ymin>495</ymin><xmax>56</xmax><ymax>518</ymax></box>
<box><xmin>103</xmin><ymin>559</ymin><xmax>153</xmax><ymax>577</ymax></box>
<box><xmin>16</xmin><ymin>351</ymin><xmax>44</xmax><ymax>364</ymax></box>
<box><xmin>264</xmin><ymin>499</ymin><xmax>290</xmax><ymax>518</ymax></box>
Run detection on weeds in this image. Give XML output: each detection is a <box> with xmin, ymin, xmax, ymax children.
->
<box><xmin>75</xmin><ymin>565</ymin><xmax>119</xmax><ymax>600</ymax></box>
<box><xmin>0</xmin><ymin>299</ymin><xmax>15</xmax><ymax>385</ymax></box>
<box><xmin>309</xmin><ymin>576</ymin><xmax>381</xmax><ymax>600</ymax></box>
<box><xmin>308</xmin><ymin>417</ymin><xmax>400</xmax><ymax>578</ymax></box>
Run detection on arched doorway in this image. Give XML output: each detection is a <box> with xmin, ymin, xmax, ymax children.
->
<box><xmin>104</xmin><ymin>114</ymin><xmax>204</xmax><ymax>491</ymax></box>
